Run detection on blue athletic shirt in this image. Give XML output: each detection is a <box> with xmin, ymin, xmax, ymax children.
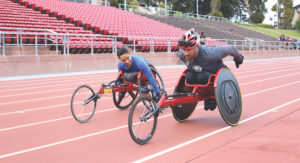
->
<box><xmin>118</xmin><ymin>55</ymin><xmax>160</xmax><ymax>95</ymax></box>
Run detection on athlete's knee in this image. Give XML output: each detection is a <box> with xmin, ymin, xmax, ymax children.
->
<box><xmin>196</xmin><ymin>72</ymin><xmax>210</xmax><ymax>84</ymax></box>
<box><xmin>124</xmin><ymin>72</ymin><xmax>138</xmax><ymax>83</ymax></box>
<box><xmin>185</xmin><ymin>71</ymin><xmax>197</xmax><ymax>84</ymax></box>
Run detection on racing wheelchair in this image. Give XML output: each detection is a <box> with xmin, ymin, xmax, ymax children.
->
<box><xmin>128</xmin><ymin>67</ymin><xmax>242</xmax><ymax>145</ymax></box>
<box><xmin>70</xmin><ymin>67</ymin><xmax>165</xmax><ymax>123</ymax></box>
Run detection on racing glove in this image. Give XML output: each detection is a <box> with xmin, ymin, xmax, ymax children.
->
<box><xmin>233</xmin><ymin>55</ymin><xmax>244</xmax><ymax>68</ymax></box>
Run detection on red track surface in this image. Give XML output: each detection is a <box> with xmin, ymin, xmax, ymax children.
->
<box><xmin>0</xmin><ymin>57</ymin><xmax>299</xmax><ymax>162</ymax></box>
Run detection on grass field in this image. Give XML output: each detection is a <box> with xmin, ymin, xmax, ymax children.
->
<box><xmin>238</xmin><ymin>24</ymin><xmax>300</xmax><ymax>40</ymax></box>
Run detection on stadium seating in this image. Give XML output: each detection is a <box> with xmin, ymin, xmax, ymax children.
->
<box><xmin>0</xmin><ymin>0</ymin><xmax>124</xmax><ymax>54</ymax></box>
<box><xmin>138</xmin><ymin>13</ymin><xmax>277</xmax><ymax>42</ymax></box>
<box><xmin>13</xmin><ymin>0</ymin><xmax>185</xmax><ymax>52</ymax></box>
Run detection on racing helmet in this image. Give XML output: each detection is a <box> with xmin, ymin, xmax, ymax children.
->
<box><xmin>178</xmin><ymin>28</ymin><xmax>200</xmax><ymax>50</ymax></box>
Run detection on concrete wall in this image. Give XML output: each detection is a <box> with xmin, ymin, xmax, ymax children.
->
<box><xmin>0</xmin><ymin>50</ymin><xmax>299</xmax><ymax>77</ymax></box>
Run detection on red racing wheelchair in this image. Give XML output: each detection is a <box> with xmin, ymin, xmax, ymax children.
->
<box><xmin>128</xmin><ymin>67</ymin><xmax>242</xmax><ymax>145</ymax></box>
<box><xmin>70</xmin><ymin>67</ymin><xmax>165</xmax><ymax>123</ymax></box>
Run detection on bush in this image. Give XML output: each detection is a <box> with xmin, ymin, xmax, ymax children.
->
<box><xmin>210</xmin><ymin>11</ymin><xmax>224</xmax><ymax>17</ymax></box>
<box><xmin>256</xmin><ymin>23</ymin><xmax>274</xmax><ymax>29</ymax></box>
<box><xmin>250</xmin><ymin>12</ymin><xmax>264</xmax><ymax>24</ymax></box>
<box><xmin>296</xmin><ymin>20</ymin><xmax>300</xmax><ymax>32</ymax></box>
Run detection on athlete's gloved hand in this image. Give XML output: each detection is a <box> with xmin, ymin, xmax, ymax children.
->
<box><xmin>233</xmin><ymin>55</ymin><xmax>244</xmax><ymax>68</ymax></box>
<box><xmin>153</xmin><ymin>94</ymin><xmax>161</xmax><ymax>103</ymax></box>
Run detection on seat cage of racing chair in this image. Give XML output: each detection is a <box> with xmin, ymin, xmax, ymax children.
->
<box><xmin>113</xmin><ymin>69</ymin><xmax>157</xmax><ymax>93</ymax></box>
<box><xmin>164</xmin><ymin>67</ymin><xmax>225</xmax><ymax>102</ymax></box>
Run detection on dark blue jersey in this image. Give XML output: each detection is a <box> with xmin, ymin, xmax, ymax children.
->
<box><xmin>178</xmin><ymin>45</ymin><xmax>242</xmax><ymax>73</ymax></box>
<box><xmin>118</xmin><ymin>55</ymin><xmax>160</xmax><ymax>95</ymax></box>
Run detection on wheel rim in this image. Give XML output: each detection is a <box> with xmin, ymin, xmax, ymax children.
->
<box><xmin>129</xmin><ymin>96</ymin><xmax>157</xmax><ymax>144</ymax></box>
<box><xmin>71</xmin><ymin>86</ymin><xmax>96</xmax><ymax>122</ymax></box>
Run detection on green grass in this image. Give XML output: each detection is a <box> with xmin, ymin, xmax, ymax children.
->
<box><xmin>238</xmin><ymin>24</ymin><xmax>300</xmax><ymax>39</ymax></box>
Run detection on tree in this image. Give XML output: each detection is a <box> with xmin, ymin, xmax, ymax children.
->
<box><xmin>197</xmin><ymin>0</ymin><xmax>211</xmax><ymax>15</ymax></box>
<box><xmin>272</xmin><ymin>0</ymin><xmax>294</xmax><ymax>29</ymax></box>
<box><xmin>138</xmin><ymin>0</ymin><xmax>158</xmax><ymax>7</ymax></box>
<box><xmin>296</xmin><ymin>20</ymin><xmax>300</xmax><ymax>32</ymax></box>
<box><xmin>250</xmin><ymin>12</ymin><xmax>264</xmax><ymax>23</ymax></box>
<box><xmin>281</xmin><ymin>0</ymin><xmax>294</xmax><ymax>29</ymax></box>
<box><xmin>158</xmin><ymin>1</ymin><xmax>165</xmax><ymax>8</ymax></box>
<box><xmin>209</xmin><ymin>0</ymin><xmax>223</xmax><ymax>17</ymax></box>
<box><xmin>169</xmin><ymin>0</ymin><xmax>195</xmax><ymax>14</ymax></box>
<box><xmin>242</xmin><ymin>0</ymin><xmax>267</xmax><ymax>23</ymax></box>
<box><xmin>221</xmin><ymin>0</ymin><xmax>240</xmax><ymax>18</ymax></box>
<box><xmin>109</xmin><ymin>0</ymin><xmax>127</xmax><ymax>8</ymax></box>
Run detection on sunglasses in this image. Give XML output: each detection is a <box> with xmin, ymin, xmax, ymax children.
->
<box><xmin>178</xmin><ymin>39</ymin><xmax>192</xmax><ymax>47</ymax></box>
<box><xmin>178</xmin><ymin>39</ymin><xmax>197</xmax><ymax>50</ymax></box>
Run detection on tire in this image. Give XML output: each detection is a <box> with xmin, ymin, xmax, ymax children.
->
<box><xmin>71</xmin><ymin>85</ymin><xmax>97</xmax><ymax>123</ymax></box>
<box><xmin>128</xmin><ymin>95</ymin><xmax>158</xmax><ymax>145</ymax></box>
<box><xmin>138</xmin><ymin>67</ymin><xmax>165</xmax><ymax>98</ymax></box>
<box><xmin>113</xmin><ymin>80</ymin><xmax>138</xmax><ymax>110</ymax></box>
<box><xmin>171</xmin><ymin>77</ymin><xmax>197</xmax><ymax>122</ymax></box>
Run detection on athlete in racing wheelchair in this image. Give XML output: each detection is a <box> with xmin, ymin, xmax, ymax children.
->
<box><xmin>127</xmin><ymin>28</ymin><xmax>244</xmax><ymax>144</ymax></box>
<box><xmin>173</xmin><ymin>28</ymin><xmax>244</xmax><ymax>118</ymax></box>
<box><xmin>70</xmin><ymin>48</ymin><xmax>164</xmax><ymax>123</ymax></box>
<box><xmin>116</xmin><ymin>47</ymin><xmax>162</xmax><ymax>103</ymax></box>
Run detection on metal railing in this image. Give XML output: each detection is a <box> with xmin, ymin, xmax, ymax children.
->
<box><xmin>118</xmin><ymin>4</ymin><xmax>228</xmax><ymax>22</ymax></box>
<box><xmin>62</xmin><ymin>0</ymin><xmax>110</xmax><ymax>6</ymax></box>
<box><xmin>1</xmin><ymin>28</ymin><xmax>298</xmax><ymax>56</ymax></box>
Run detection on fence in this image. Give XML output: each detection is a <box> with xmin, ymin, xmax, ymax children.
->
<box><xmin>118</xmin><ymin>4</ymin><xmax>228</xmax><ymax>23</ymax></box>
<box><xmin>0</xmin><ymin>28</ymin><xmax>298</xmax><ymax>56</ymax></box>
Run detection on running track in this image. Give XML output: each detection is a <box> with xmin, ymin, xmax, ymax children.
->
<box><xmin>0</xmin><ymin>57</ymin><xmax>299</xmax><ymax>162</ymax></box>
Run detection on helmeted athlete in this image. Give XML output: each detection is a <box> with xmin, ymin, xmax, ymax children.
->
<box><xmin>117</xmin><ymin>48</ymin><xmax>161</xmax><ymax>102</ymax></box>
<box><xmin>177</xmin><ymin>28</ymin><xmax>244</xmax><ymax>111</ymax></box>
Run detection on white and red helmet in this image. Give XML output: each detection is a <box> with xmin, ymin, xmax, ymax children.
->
<box><xmin>178</xmin><ymin>28</ymin><xmax>200</xmax><ymax>50</ymax></box>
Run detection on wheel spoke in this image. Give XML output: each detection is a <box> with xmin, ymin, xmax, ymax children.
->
<box><xmin>128</xmin><ymin>91</ymin><xmax>137</xmax><ymax>99</ymax></box>
<box><xmin>117</xmin><ymin>91</ymin><xmax>126</xmax><ymax>105</ymax></box>
<box><xmin>71</xmin><ymin>85</ymin><xmax>97</xmax><ymax>123</ymax></box>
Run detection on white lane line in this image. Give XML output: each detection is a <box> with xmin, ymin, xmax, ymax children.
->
<box><xmin>0</xmin><ymin>80</ymin><xmax>298</xmax><ymax>136</ymax></box>
<box><xmin>0</xmin><ymin>86</ymin><xmax>177</xmax><ymax>116</ymax></box>
<box><xmin>133</xmin><ymin>97</ymin><xmax>300</xmax><ymax>163</ymax></box>
<box><xmin>0</xmin><ymin>56</ymin><xmax>299</xmax><ymax>83</ymax></box>
<box><xmin>0</xmin><ymin>65</ymin><xmax>185</xmax><ymax>83</ymax></box>
<box><xmin>237</xmin><ymin>66</ymin><xmax>300</xmax><ymax>78</ymax></box>
<box><xmin>0</xmin><ymin>82</ymin><xmax>174</xmax><ymax>106</ymax></box>
<box><xmin>0</xmin><ymin>68</ymin><xmax>182</xmax><ymax>89</ymax></box>
<box><xmin>0</xmin><ymin>85</ymin><xmax>178</xmax><ymax>115</ymax></box>
<box><xmin>0</xmin><ymin>108</ymin><xmax>117</xmax><ymax>132</ymax></box>
<box><xmin>0</xmin><ymin>61</ymin><xmax>296</xmax><ymax>92</ymax></box>
<box><xmin>243</xmin><ymin>81</ymin><xmax>300</xmax><ymax>97</ymax></box>
<box><xmin>0</xmin><ymin>71</ymin><xmax>182</xmax><ymax>93</ymax></box>
<box><xmin>0</xmin><ymin>60</ymin><xmax>295</xmax><ymax>90</ymax></box>
<box><xmin>240</xmin><ymin>72</ymin><xmax>300</xmax><ymax>86</ymax></box>
<box><xmin>0</xmin><ymin>62</ymin><xmax>295</xmax><ymax>98</ymax></box>
<box><xmin>1</xmin><ymin>67</ymin><xmax>299</xmax><ymax>106</ymax></box>
<box><xmin>0</xmin><ymin>96</ymin><xmax>299</xmax><ymax>159</ymax></box>
<box><xmin>1</xmin><ymin>78</ymin><xmax>299</xmax><ymax>117</ymax></box>
<box><xmin>0</xmin><ymin>60</ymin><xmax>296</xmax><ymax>100</ymax></box>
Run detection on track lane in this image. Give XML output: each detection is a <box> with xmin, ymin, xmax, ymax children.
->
<box><xmin>0</xmin><ymin>57</ymin><xmax>299</xmax><ymax>162</ymax></box>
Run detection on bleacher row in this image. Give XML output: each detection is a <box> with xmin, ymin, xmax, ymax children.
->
<box><xmin>0</xmin><ymin>0</ymin><xmax>188</xmax><ymax>54</ymax></box>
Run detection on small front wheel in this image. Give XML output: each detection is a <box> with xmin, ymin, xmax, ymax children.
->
<box><xmin>71</xmin><ymin>85</ymin><xmax>97</xmax><ymax>123</ymax></box>
<box><xmin>128</xmin><ymin>95</ymin><xmax>158</xmax><ymax>145</ymax></box>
